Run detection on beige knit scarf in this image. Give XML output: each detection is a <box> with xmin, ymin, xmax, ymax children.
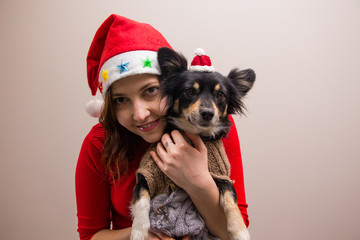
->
<box><xmin>136</xmin><ymin>139</ymin><xmax>233</xmax><ymax>198</ymax></box>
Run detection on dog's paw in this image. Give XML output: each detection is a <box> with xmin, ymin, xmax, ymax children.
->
<box><xmin>130</xmin><ymin>212</ymin><xmax>150</xmax><ymax>240</ymax></box>
<box><xmin>230</xmin><ymin>228</ymin><xmax>250</xmax><ymax>240</ymax></box>
<box><xmin>130</xmin><ymin>193</ymin><xmax>151</xmax><ymax>240</ymax></box>
<box><xmin>130</xmin><ymin>224</ymin><xmax>149</xmax><ymax>240</ymax></box>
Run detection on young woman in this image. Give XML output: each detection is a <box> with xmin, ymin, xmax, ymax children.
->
<box><xmin>76</xmin><ymin>14</ymin><xmax>249</xmax><ymax>240</ymax></box>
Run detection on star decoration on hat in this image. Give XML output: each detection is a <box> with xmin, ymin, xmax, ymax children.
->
<box><xmin>117</xmin><ymin>60</ymin><xmax>130</xmax><ymax>73</ymax></box>
<box><xmin>143</xmin><ymin>56</ymin><xmax>153</xmax><ymax>68</ymax></box>
<box><xmin>102</xmin><ymin>69</ymin><xmax>109</xmax><ymax>83</ymax></box>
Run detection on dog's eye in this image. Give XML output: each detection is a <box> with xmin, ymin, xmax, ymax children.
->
<box><xmin>216</xmin><ymin>91</ymin><xmax>225</xmax><ymax>102</ymax></box>
<box><xmin>185</xmin><ymin>88</ymin><xmax>196</xmax><ymax>97</ymax></box>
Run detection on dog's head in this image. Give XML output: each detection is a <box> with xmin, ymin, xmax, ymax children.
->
<box><xmin>158</xmin><ymin>47</ymin><xmax>255</xmax><ymax>140</ymax></box>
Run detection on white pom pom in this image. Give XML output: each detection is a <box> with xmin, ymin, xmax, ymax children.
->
<box><xmin>85</xmin><ymin>99</ymin><xmax>104</xmax><ymax>118</ymax></box>
<box><xmin>194</xmin><ymin>48</ymin><xmax>205</xmax><ymax>56</ymax></box>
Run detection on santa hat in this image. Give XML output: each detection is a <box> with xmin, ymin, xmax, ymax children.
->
<box><xmin>85</xmin><ymin>14</ymin><xmax>172</xmax><ymax>117</ymax></box>
<box><xmin>189</xmin><ymin>48</ymin><xmax>215</xmax><ymax>72</ymax></box>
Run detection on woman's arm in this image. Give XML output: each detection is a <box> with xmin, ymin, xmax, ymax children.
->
<box><xmin>75</xmin><ymin>126</ymin><xmax>112</xmax><ymax>240</ymax></box>
<box><xmin>182</xmin><ymin>161</ymin><xmax>231</xmax><ymax>240</ymax></box>
<box><xmin>76</xmin><ymin>125</ymin><xmax>181</xmax><ymax>240</ymax></box>
<box><xmin>151</xmin><ymin>115</ymin><xmax>249</xmax><ymax>239</ymax></box>
<box><xmin>92</xmin><ymin>228</ymin><xmax>185</xmax><ymax>240</ymax></box>
<box><xmin>151</xmin><ymin>130</ymin><xmax>231</xmax><ymax>239</ymax></box>
<box><xmin>91</xmin><ymin>228</ymin><xmax>131</xmax><ymax>240</ymax></box>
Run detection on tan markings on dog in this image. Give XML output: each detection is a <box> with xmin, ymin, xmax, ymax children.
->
<box><xmin>214</xmin><ymin>84</ymin><xmax>221</xmax><ymax>92</ymax></box>
<box><xmin>220</xmin><ymin>190</ymin><xmax>248</xmax><ymax>238</ymax></box>
<box><xmin>173</xmin><ymin>99</ymin><xmax>179</xmax><ymax>114</ymax></box>
<box><xmin>212</xmin><ymin>101</ymin><xmax>220</xmax><ymax>118</ymax></box>
<box><xmin>169</xmin><ymin>115</ymin><xmax>200</xmax><ymax>134</ymax></box>
<box><xmin>221</xmin><ymin>104</ymin><xmax>228</xmax><ymax>117</ymax></box>
<box><xmin>240</xmin><ymin>79</ymin><xmax>253</xmax><ymax>89</ymax></box>
<box><xmin>193</xmin><ymin>82</ymin><xmax>199</xmax><ymax>90</ymax></box>
<box><xmin>140</xmin><ymin>189</ymin><xmax>150</xmax><ymax>199</ymax></box>
<box><xmin>193</xmin><ymin>82</ymin><xmax>200</xmax><ymax>94</ymax></box>
<box><xmin>183</xmin><ymin>99</ymin><xmax>201</xmax><ymax>116</ymax></box>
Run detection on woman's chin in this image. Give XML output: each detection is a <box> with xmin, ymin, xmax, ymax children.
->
<box><xmin>141</xmin><ymin>133</ymin><xmax>162</xmax><ymax>143</ymax></box>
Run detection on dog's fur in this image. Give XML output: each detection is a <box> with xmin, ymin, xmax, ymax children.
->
<box><xmin>130</xmin><ymin>47</ymin><xmax>255</xmax><ymax>240</ymax></box>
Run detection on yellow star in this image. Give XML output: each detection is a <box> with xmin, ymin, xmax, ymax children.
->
<box><xmin>102</xmin><ymin>69</ymin><xmax>109</xmax><ymax>83</ymax></box>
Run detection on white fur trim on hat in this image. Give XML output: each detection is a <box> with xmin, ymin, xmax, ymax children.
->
<box><xmin>85</xmin><ymin>99</ymin><xmax>104</xmax><ymax>118</ymax></box>
<box><xmin>99</xmin><ymin>50</ymin><xmax>160</xmax><ymax>99</ymax></box>
<box><xmin>189</xmin><ymin>65</ymin><xmax>215</xmax><ymax>72</ymax></box>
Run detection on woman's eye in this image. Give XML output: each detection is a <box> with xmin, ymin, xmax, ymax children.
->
<box><xmin>145</xmin><ymin>86</ymin><xmax>159</xmax><ymax>96</ymax></box>
<box><xmin>113</xmin><ymin>97</ymin><xmax>127</xmax><ymax>105</ymax></box>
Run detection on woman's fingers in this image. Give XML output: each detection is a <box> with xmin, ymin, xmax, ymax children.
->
<box><xmin>183</xmin><ymin>131</ymin><xmax>206</xmax><ymax>153</ymax></box>
<box><xmin>148</xmin><ymin>229</ymin><xmax>175</xmax><ymax>240</ymax></box>
<box><xmin>150</xmin><ymin>150</ymin><xmax>164</xmax><ymax>170</ymax></box>
<box><xmin>161</xmin><ymin>133</ymin><xmax>174</xmax><ymax>152</ymax></box>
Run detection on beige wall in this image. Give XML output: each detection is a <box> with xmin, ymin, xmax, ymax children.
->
<box><xmin>1</xmin><ymin>0</ymin><xmax>359</xmax><ymax>239</ymax></box>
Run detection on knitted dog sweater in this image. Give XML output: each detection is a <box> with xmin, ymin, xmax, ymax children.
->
<box><xmin>150</xmin><ymin>188</ymin><xmax>219</xmax><ymax>239</ymax></box>
<box><xmin>136</xmin><ymin>139</ymin><xmax>232</xmax><ymax>198</ymax></box>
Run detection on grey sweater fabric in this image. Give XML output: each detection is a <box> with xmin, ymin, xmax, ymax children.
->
<box><xmin>149</xmin><ymin>188</ymin><xmax>219</xmax><ymax>240</ymax></box>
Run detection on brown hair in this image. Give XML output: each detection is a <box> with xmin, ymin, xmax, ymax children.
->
<box><xmin>99</xmin><ymin>86</ymin><xmax>131</xmax><ymax>179</ymax></box>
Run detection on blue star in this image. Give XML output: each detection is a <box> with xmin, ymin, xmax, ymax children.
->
<box><xmin>117</xmin><ymin>60</ymin><xmax>130</xmax><ymax>74</ymax></box>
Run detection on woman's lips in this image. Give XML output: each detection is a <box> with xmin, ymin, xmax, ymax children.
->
<box><xmin>137</xmin><ymin>119</ymin><xmax>159</xmax><ymax>132</ymax></box>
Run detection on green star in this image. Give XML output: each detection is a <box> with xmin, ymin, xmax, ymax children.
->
<box><xmin>143</xmin><ymin>56</ymin><xmax>153</xmax><ymax>68</ymax></box>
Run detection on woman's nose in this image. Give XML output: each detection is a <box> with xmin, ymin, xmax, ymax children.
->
<box><xmin>133</xmin><ymin>100</ymin><xmax>150</xmax><ymax>122</ymax></box>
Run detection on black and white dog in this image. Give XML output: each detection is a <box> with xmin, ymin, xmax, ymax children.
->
<box><xmin>130</xmin><ymin>47</ymin><xmax>255</xmax><ymax>240</ymax></box>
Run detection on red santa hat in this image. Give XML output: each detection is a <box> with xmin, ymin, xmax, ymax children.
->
<box><xmin>189</xmin><ymin>48</ymin><xmax>215</xmax><ymax>72</ymax></box>
<box><xmin>85</xmin><ymin>14</ymin><xmax>172</xmax><ymax>117</ymax></box>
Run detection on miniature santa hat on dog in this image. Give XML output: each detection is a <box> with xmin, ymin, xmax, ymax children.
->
<box><xmin>189</xmin><ymin>48</ymin><xmax>215</xmax><ymax>72</ymax></box>
<box><xmin>85</xmin><ymin>14</ymin><xmax>172</xmax><ymax>117</ymax></box>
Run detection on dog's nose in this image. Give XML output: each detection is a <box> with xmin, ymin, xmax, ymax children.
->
<box><xmin>200</xmin><ymin>109</ymin><xmax>214</xmax><ymax>121</ymax></box>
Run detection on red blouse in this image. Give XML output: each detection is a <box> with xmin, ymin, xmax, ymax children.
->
<box><xmin>75</xmin><ymin>115</ymin><xmax>249</xmax><ymax>240</ymax></box>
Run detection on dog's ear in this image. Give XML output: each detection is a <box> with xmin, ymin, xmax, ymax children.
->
<box><xmin>227</xmin><ymin>68</ymin><xmax>256</xmax><ymax>96</ymax></box>
<box><xmin>227</xmin><ymin>68</ymin><xmax>256</xmax><ymax>115</ymax></box>
<box><xmin>158</xmin><ymin>47</ymin><xmax>187</xmax><ymax>79</ymax></box>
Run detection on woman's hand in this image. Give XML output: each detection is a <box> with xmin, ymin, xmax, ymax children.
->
<box><xmin>150</xmin><ymin>130</ymin><xmax>211</xmax><ymax>192</ymax></box>
<box><xmin>148</xmin><ymin>230</ymin><xmax>170</xmax><ymax>240</ymax></box>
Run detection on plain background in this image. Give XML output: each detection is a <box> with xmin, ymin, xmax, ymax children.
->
<box><xmin>1</xmin><ymin>0</ymin><xmax>359</xmax><ymax>239</ymax></box>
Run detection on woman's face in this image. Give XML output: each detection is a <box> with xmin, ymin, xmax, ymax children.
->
<box><xmin>111</xmin><ymin>74</ymin><xmax>167</xmax><ymax>143</ymax></box>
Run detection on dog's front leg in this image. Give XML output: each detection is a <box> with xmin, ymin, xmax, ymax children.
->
<box><xmin>130</xmin><ymin>173</ymin><xmax>151</xmax><ymax>240</ymax></box>
<box><xmin>215</xmin><ymin>178</ymin><xmax>250</xmax><ymax>240</ymax></box>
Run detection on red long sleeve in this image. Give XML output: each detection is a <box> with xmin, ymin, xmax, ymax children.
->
<box><xmin>76</xmin><ymin>124</ymin><xmax>150</xmax><ymax>240</ymax></box>
<box><xmin>223</xmin><ymin>115</ymin><xmax>249</xmax><ymax>227</ymax></box>
<box><xmin>75</xmin><ymin>117</ymin><xmax>249</xmax><ymax>239</ymax></box>
<box><xmin>75</xmin><ymin>124</ymin><xmax>111</xmax><ymax>240</ymax></box>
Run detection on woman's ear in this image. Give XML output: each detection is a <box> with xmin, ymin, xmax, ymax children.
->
<box><xmin>227</xmin><ymin>68</ymin><xmax>256</xmax><ymax>96</ymax></box>
<box><xmin>157</xmin><ymin>47</ymin><xmax>188</xmax><ymax>80</ymax></box>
